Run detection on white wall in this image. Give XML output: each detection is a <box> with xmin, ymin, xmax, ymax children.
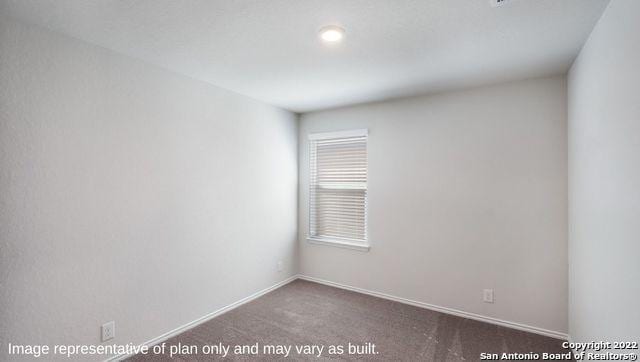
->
<box><xmin>0</xmin><ymin>18</ymin><xmax>297</xmax><ymax>360</ymax></box>
<box><xmin>568</xmin><ymin>0</ymin><xmax>640</xmax><ymax>345</ymax></box>
<box><xmin>299</xmin><ymin>76</ymin><xmax>568</xmax><ymax>335</ymax></box>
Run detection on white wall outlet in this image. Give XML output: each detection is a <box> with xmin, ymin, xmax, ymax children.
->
<box><xmin>277</xmin><ymin>261</ymin><xmax>283</xmax><ymax>272</ymax></box>
<box><xmin>483</xmin><ymin>289</ymin><xmax>494</xmax><ymax>303</ymax></box>
<box><xmin>101</xmin><ymin>321</ymin><xmax>115</xmax><ymax>342</ymax></box>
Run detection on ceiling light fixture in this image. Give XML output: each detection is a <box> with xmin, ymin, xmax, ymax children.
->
<box><xmin>319</xmin><ymin>25</ymin><xmax>345</xmax><ymax>43</ymax></box>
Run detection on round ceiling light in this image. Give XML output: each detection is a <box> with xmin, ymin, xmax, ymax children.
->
<box><xmin>319</xmin><ymin>25</ymin><xmax>345</xmax><ymax>43</ymax></box>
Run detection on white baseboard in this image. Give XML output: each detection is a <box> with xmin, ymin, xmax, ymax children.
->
<box><xmin>298</xmin><ymin>275</ymin><xmax>568</xmax><ymax>340</ymax></box>
<box><xmin>108</xmin><ymin>273</ymin><xmax>567</xmax><ymax>361</ymax></box>
<box><xmin>105</xmin><ymin>275</ymin><xmax>298</xmax><ymax>361</ymax></box>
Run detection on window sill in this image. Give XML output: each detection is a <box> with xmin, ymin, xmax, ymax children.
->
<box><xmin>306</xmin><ymin>237</ymin><xmax>370</xmax><ymax>252</ymax></box>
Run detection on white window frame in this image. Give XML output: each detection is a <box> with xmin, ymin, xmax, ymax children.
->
<box><xmin>307</xmin><ymin>129</ymin><xmax>370</xmax><ymax>252</ymax></box>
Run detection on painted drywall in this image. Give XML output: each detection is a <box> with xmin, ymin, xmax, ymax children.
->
<box><xmin>299</xmin><ymin>76</ymin><xmax>568</xmax><ymax>335</ymax></box>
<box><xmin>0</xmin><ymin>0</ymin><xmax>609</xmax><ymax>112</ymax></box>
<box><xmin>0</xmin><ymin>18</ymin><xmax>297</xmax><ymax>360</ymax></box>
<box><xmin>568</xmin><ymin>0</ymin><xmax>640</xmax><ymax>346</ymax></box>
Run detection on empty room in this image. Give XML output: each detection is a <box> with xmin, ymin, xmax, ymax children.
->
<box><xmin>1</xmin><ymin>0</ymin><xmax>638</xmax><ymax>361</ymax></box>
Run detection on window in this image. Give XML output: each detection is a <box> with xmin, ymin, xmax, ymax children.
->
<box><xmin>308</xmin><ymin>129</ymin><xmax>369</xmax><ymax>251</ymax></box>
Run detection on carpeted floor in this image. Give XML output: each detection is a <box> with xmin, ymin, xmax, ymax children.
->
<box><xmin>127</xmin><ymin>279</ymin><xmax>572</xmax><ymax>361</ymax></box>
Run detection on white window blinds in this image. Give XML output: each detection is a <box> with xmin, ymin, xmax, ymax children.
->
<box><xmin>309</xmin><ymin>130</ymin><xmax>368</xmax><ymax>243</ymax></box>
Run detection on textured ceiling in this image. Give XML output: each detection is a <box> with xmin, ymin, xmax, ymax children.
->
<box><xmin>1</xmin><ymin>0</ymin><xmax>609</xmax><ymax>112</ymax></box>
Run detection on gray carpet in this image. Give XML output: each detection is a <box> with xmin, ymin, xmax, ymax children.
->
<box><xmin>127</xmin><ymin>279</ymin><xmax>572</xmax><ymax>361</ymax></box>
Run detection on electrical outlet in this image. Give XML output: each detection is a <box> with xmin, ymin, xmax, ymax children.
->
<box><xmin>101</xmin><ymin>321</ymin><xmax>115</xmax><ymax>342</ymax></box>
<box><xmin>277</xmin><ymin>261</ymin><xmax>283</xmax><ymax>272</ymax></box>
<box><xmin>483</xmin><ymin>289</ymin><xmax>494</xmax><ymax>303</ymax></box>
